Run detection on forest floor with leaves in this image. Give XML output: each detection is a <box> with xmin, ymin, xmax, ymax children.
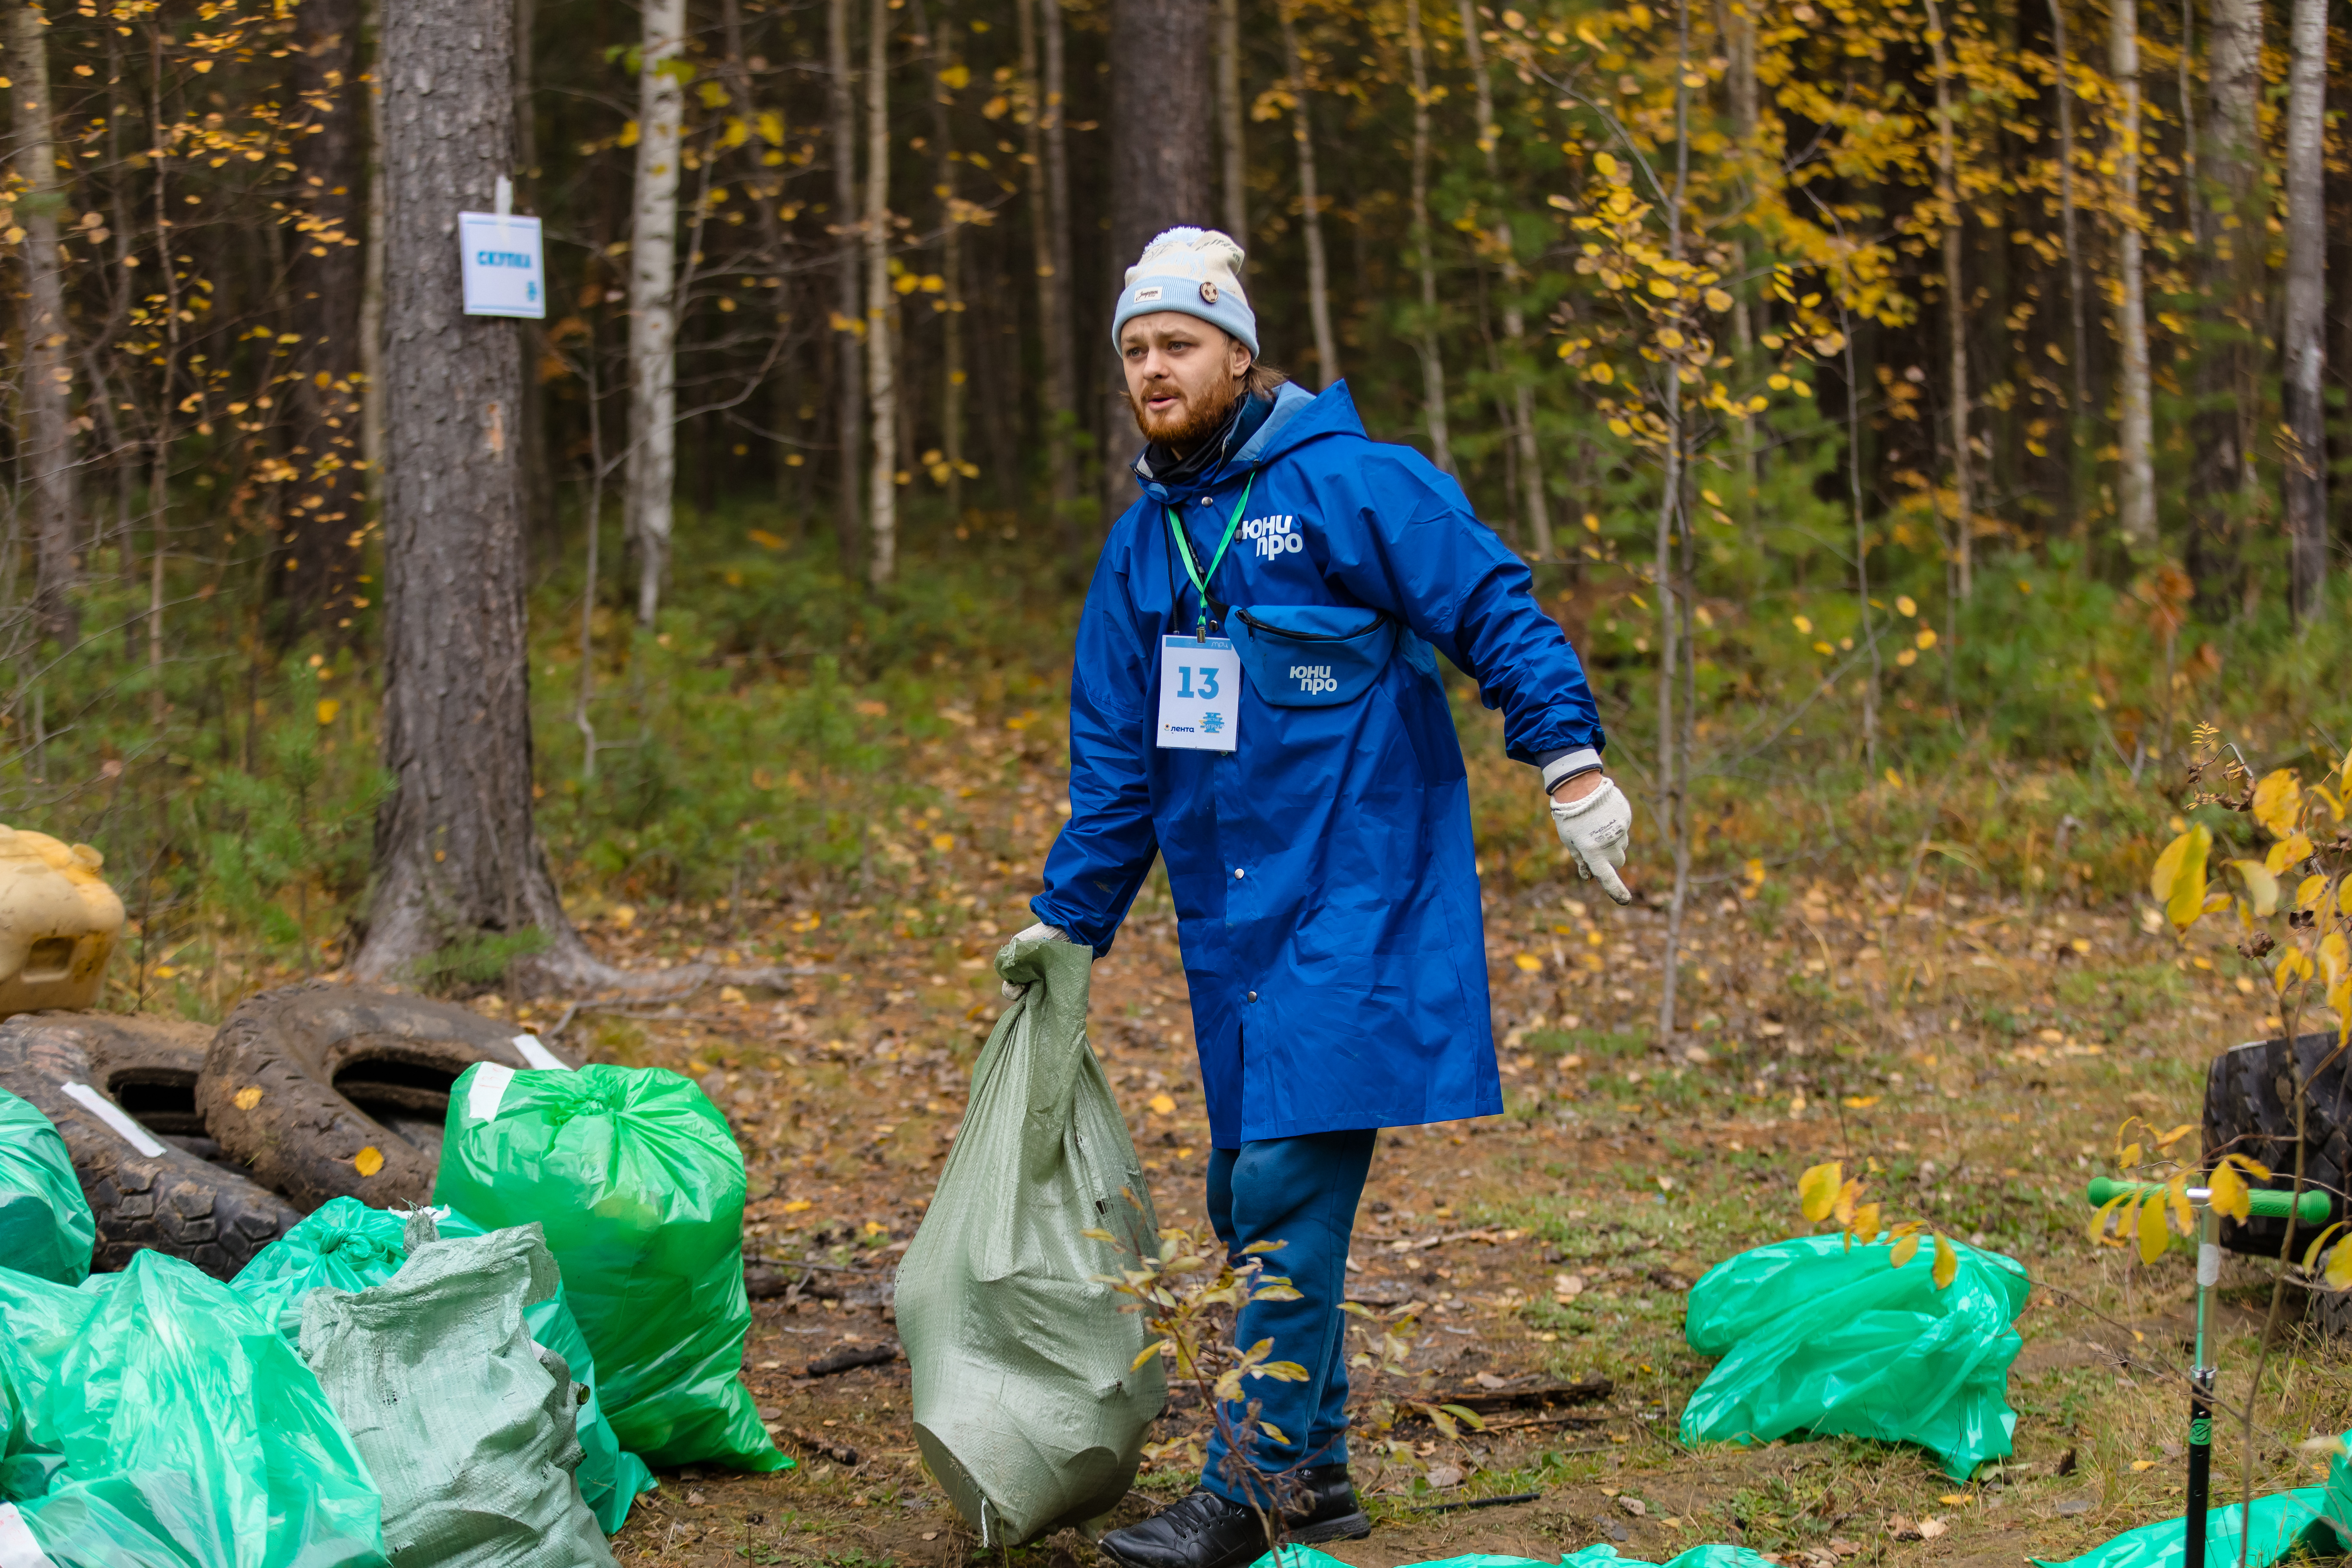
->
<box><xmin>442</xmin><ymin>731</ymin><xmax>2342</xmax><ymax>1568</ymax></box>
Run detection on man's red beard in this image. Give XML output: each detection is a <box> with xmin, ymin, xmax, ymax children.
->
<box><xmin>1130</xmin><ymin>374</ymin><xmax>1242</xmax><ymax>450</ymax></box>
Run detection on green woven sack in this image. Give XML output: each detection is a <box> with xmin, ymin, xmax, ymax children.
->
<box><xmin>230</xmin><ymin>1196</ymin><xmax>655</xmax><ymax>1534</ymax></box>
<box><xmin>299</xmin><ymin>1215</ymin><xmax>616</xmax><ymax>1568</ymax></box>
<box><xmin>0</xmin><ymin>1089</ymin><xmax>92</xmax><ymax>1286</ymax></box>
<box><xmin>0</xmin><ymin>1249</ymin><xmax>388</xmax><ymax>1567</ymax></box>
<box><xmin>434</xmin><ymin>1063</ymin><xmax>785</xmax><ymax>1471</ymax></box>
<box><xmin>896</xmin><ymin>930</ymin><xmax>1164</xmax><ymax>1547</ymax></box>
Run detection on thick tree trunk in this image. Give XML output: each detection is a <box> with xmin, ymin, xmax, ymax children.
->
<box><xmin>2110</xmin><ymin>0</ymin><xmax>2155</xmax><ymax>551</ymax></box>
<box><xmin>1279</xmin><ymin>0</ymin><xmax>1338</xmax><ymax>387</ymax></box>
<box><xmin>1923</xmin><ymin>0</ymin><xmax>1972</xmax><ymax>598</ymax></box>
<box><xmin>2191</xmin><ymin>0</ymin><xmax>2260</xmax><ymax>611</ymax></box>
<box><xmin>357</xmin><ymin>0</ymin><xmax>590</xmax><ymax>982</ymax></box>
<box><xmin>864</xmin><ymin>0</ymin><xmax>897</xmax><ymax>586</ymax></box>
<box><xmin>1403</xmin><ymin>0</ymin><xmax>1451</xmax><ymax>471</ymax></box>
<box><xmin>361</xmin><ymin>0</ymin><xmax>387</xmax><ymax>489</ymax></box>
<box><xmin>627</xmin><ymin>0</ymin><xmax>684</xmax><ymax>624</ymax></box>
<box><xmin>1458</xmin><ymin>0</ymin><xmax>1547</xmax><ymax>554</ymax></box>
<box><xmin>13</xmin><ymin>3</ymin><xmax>77</xmax><ymax>644</ymax></box>
<box><xmin>282</xmin><ymin>0</ymin><xmax>368</xmax><ymax>642</ymax></box>
<box><xmin>827</xmin><ymin>0</ymin><xmax>866</xmax><ymax>573</ymax></box>
<box><xmin>2285</xmin><ymin>0</ymin><xmax>2328</xmax><ymax>616</ymax></box>
<box><xmin>1108</xmin><ymin>0</ymin><xmax>1214</xmax><ymax>285</ymax></box>
<box><xmin>1217</xmin><ymin>0</ymin><xmax>1246</xmax><ymax>241</ymax></box>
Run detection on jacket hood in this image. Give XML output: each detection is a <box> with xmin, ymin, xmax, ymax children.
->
<box><xmin>1137</xmin><ymin>380</ymin><xmax>1365</xmax><ymax>504</ymax></box>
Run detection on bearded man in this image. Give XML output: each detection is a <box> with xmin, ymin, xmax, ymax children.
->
<box><xmin>1017</xmin><ymin>227</ymin><xmax>1632</xmax><ymax>1568</ymax></box>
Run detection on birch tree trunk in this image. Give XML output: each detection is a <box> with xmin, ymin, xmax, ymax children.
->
<box><xmin>2285</xmin><ymin>0</ymin><xmax>2328</xmax><ymax>617</ymax></box>
<box><xmin>2191</xmin><ymin>0</ymin><xmax>2260</xmax><ymax>605</ymax></box>
<box><xmin>1458</xmin><ymin>0</ymin><xmax>1549</xmax><ymax>556</ymax></box>
<box><xmin>1280</xmin><ymin>0</ymin><xmax>1338</xmax><ymax>388</ymax></box>
<box><xmin>827</xmin><ymin>0</ymin><xmax>867</xmax><ymax>573</ymax></box>
<box><xmin>864</xmin><ymin>0</ymin><xmax>898</xmax><ymax>586</ymax></box>
<box><xmin>1403</xmin><ymin>0</ymin><xmax>1452</xmax><ymax>472</ymax></box>
<box><xmin>2110</xmin><ymin>0</ymin><xmax>2155</xmax><ymax>551</ymax></box>
<box><xmin>1217</xmin><ymin>0</ymin><xmax>1247</xmax><ymax>241</ymax></box>
<box><xmin>12</xmin><ymin>3</ymin><xmax>78</xmax><ymax>643</ymax></box>
<box><xmin>627</xmin><ymin>0</ymin><xmax>685</xmax><ymax>624</ymax></box>
<box><xmin>358</xmin><ymin>0</ymin><xmax>591</xmax><ymax>981</ymax></box>
<box><xmin>1922</xmin><ymin>0</ymin><xmax>1972</xmax><ymax>598</ymax></box>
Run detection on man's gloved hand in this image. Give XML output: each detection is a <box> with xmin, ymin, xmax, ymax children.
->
<box><xmin>1551</xmin><ymin>777</ymin><xmax>1634</xmax><ymax>905</ymax></box>
<box><xmin>1001</xmin><ymin>922</ymin><xmax>1068</xmax><ymax>999</ymax></box>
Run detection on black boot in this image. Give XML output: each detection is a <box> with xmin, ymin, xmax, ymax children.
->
<box><xmin>1098</xmin><ymin>1466</ymin><xmax>1369</xmax><ymax>1568</ymax></box>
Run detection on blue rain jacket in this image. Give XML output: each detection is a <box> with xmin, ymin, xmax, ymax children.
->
<box><xmin>1032</xmin><ymin>381</ymin><xmax>1605</xmax><ymax>1146</ymax></box>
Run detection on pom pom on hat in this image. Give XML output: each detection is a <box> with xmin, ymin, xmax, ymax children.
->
<box><xmin>1111</xmin><ymin>226</ymin><xmax>1259</xmax><ymax>355</ymax></box>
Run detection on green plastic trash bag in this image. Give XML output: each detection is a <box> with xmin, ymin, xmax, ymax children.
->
<box><xmin>1564</xmin><ymin>1546</ymin><xmax>1781</xmax><ymax>1568</ymax></box>
<box><xmin>1681</xmin><ymin>1234</ymin><xmax>2029</xmax><ymax>1479</ymax></box>
<box><xmin>300</xmin><ymin>1214</ymin><xmax>617</xmax><ymax>1568</ymax></box>
<box><xmin>434</xmin><ymin>1063</ymin><xmax>786</xmax><ymax>1472</ymax></box>
<box><xmin>230</xmin><ymin>1197</ymin><xmax>655</xmax><ymax>1535</ymax></box>
<box><xmin>2027</xmin><ymin>1490</ymin><xmax>2329</xmax><ymax>1568</ymax></box>
<box><xmin>897</xmin><ymin>929</ymin><xmax>1164</xmax><ymax>1547</ymax></box>
<box><xmin>0</xmin><ymin>1090</ymin><xmax>92</xmax><ymax>1286</ymax></box>
<box><xmin>0</xmin><ymin>1248</ymin><xmax>388</xmax><ymax>1567</ymax></box>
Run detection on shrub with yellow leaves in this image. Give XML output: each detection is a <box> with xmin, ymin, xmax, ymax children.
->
<box><xmin>1795</xmin><ymin>1159</ymin><xmax>1962</xmax><ymax>1289</ymax></box>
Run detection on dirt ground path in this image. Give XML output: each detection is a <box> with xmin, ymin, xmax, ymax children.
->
<box><xmin>499</xmin><ymin>815</ymin><xmax>2335</xmax><ymax>1568</ymax></box>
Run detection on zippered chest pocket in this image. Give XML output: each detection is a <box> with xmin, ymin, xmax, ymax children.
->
<box><xmin>1227</xmin><ymin>604</ymin><xmax>1400</xmax><ymax>707</ymax></box>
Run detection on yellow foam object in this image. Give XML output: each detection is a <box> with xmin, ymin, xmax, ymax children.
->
<box><xmin>0</xmin><ymin>825</ymin><xmax>125</xmax><ymax>1016</ymax></box>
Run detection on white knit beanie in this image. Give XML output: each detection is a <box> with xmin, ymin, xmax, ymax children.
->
<box><xmin>1110</xmin><ymin>227</ymin><xmax>1259</xmax><ymax>355</ymax></box>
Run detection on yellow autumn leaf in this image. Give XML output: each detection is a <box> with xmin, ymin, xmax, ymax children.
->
<box><xmin>2136</xmin><ymin>1194</ymin><xmax>2170</xmax><ymax>1262</ymax></box>
<box><xmin>2302</xmin><ymin>875</ymin><xmax>2329</xmax><ymax>911</ymax></box>
<box><xmin>2156</xmin><ymin>1123</ymin><xmax>2197</xmax><ymax>1149</ymax></box>
<box><xmin>2168</xmin><ymin>1174</ymin><xmax>2194</xmax><ymax>1237</ymax></box>
<box><xmin>2156</xmin><ymin>825</ymin><xmax>2214</xmax><ymax>931</ymax></box>
<box><xmin>1850</xmin><ymin>1202</ymin><xmax>1881</xmax><ymax>1243</ymax></box>
<box><xmin>1513</xmin><ymin>952</ymin><xmax>1544</xmax><ymax>972</ymax></box>
<box><xmin>232</xmin><ymin>1086</ymin><xmax>263</xmax><ymax>1111</ymax></box>
<box><xmin>2089</xmin><ymin>1192</ymin><xmax>2130</xmax><ymax>1243</ymax></box>
<box><xmin>2280</xmin><ymin>947</ymin><xmax>2317</xmax><ymax>991</ymax></box>
<box><xmin>2151</xmin><ymin>828</ymin><xmax>2201</xmax><ymax>902</ymax></box>
<box><xmin>2328</xmin><ymin>1237</ymin><xmax>2352</xmax><ymax>1292</ymax></box>
<box><xmin>2301</xmin><ymin>1222</ymin><xmax>2342</xmax><ymax>1273</ymax></box>
<box><xmin>1915</xmin><ymin>627</ymin><xmax>1938</xmax><ymax>651</ymax></box>
<box><xmin>2267</xmin><ymin>833</ymin><xmax>2315</xmax><ymax>876</ymax></box>
<box><xmin>1703</xmin><ymin>288</ymin><xmax>1733</xmax><ymax>312</ymax></box>
<box><xmin>931</xmin><ymin>833</ymin><xmax>956</xmax><ymax>852</ymax></box>
<box><xmin>2209</xmin><ymin>1159</ymin><xmax>2249</xmax><ymax>1222</ymax></box>
<box><xmin>2340</xmin><ymin>880</ymin><xmax>2352</xmax><ymax>918</ymax></box>
<box><xmin>2255</xmin><ymin>770</ymin><xmax>2304</xmax><ymax>838</ymax></box>
<box><xmin>315</xmin><ymin>698</ymin><xmax>340</xmax><ymax>725</ymax></box>
<box><xmin>1932</xmin><ymin>1232</ymin><xmax>1959</xmax><ymax>1289</ymax></box>
<box><xmin>2235</xmin><ymin>861</ymin><xmax>2280</xmax><ymax>918</ymax></box>
<box><xmin>2324</xmin><ymin>931</ymin><xmax>2351</xmax><ymax>987</ymax></box>
<box><xmin>354</xmin><ymin>1146</ymin><xmax>384</xmax><ymax>1178</ymax></box>
<box><xmin>1799</xmin><ymin>1161</ymin><xmax>1843</xmax><ymax>1223</ymax></box>
<box><xmin>1832</xmin><ymin>1178</ymin><xmax>1862</xmax><ymax>1227</ymax></box>
<box><xmin>1890</xmin><ymin>1232</ymin><xmax>1922</xmax><ymax>1268</ymax></box>
<box><xmin>1148</xmin><ymin>1093</ymin><xmax>1176</xmax><ymax>1115</ymax></box>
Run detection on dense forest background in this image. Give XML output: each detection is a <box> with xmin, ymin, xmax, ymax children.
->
<box><xmin>3</xmin><ymin>0</ymin><xmax>2350</xmax><ymax>1017</ymax></box>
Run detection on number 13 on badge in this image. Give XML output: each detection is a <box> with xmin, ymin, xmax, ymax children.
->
<box><xmin>1157</xmin><ymin>636</ymin><xmax>1240</xmax><ymax>752</ymax></box>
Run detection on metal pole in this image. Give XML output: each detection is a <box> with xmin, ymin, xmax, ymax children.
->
<box><xmin>2187</xmin><ymin>1204</ymin><xmax>2218</xmax><ymax>1568</ymax></box>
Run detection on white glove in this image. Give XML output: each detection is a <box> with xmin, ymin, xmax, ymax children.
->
<box><xmin>1001</xmin><ymin>922</ymin><xmax>1067</xmax><ymax>999</ymax></box>
<box><xmin>1551</xmin><ymin>778</ymin><xmax>1633</xmax><ymax>905</ymax></box>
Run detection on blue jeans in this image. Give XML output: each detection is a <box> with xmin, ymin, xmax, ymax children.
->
<box><xmin>1198</xmin><ymin>1129</ymin><xmax>1378</xmax><ymax>1505</ymax></box>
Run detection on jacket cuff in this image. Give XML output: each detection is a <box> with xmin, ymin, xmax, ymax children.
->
<box><xmin>1540</xmin><ymin>749</ymin><xmax>1604</xmax><ymax>792</ymax></box>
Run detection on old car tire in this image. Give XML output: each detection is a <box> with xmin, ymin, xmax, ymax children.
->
<box><xmin>2202</xmin><ymin>1029</ymin><xmax>2351</xmax><ymax>1257</ymax></box>
<box><xmin>0</xmin><ymin>1011</ymin><xmax>304</xmax><ymax>1278</ymax></box>
<box><xmin>198</xmin><ymin>982</ymin><xmax>579</xmax><ymax>1211</ymax></box>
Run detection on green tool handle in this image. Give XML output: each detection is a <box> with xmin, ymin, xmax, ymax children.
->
<box><xmin>2085</xmin><ymin>1177</ymin><xmax>2332</xmax><ymax>1222</ymax></box>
